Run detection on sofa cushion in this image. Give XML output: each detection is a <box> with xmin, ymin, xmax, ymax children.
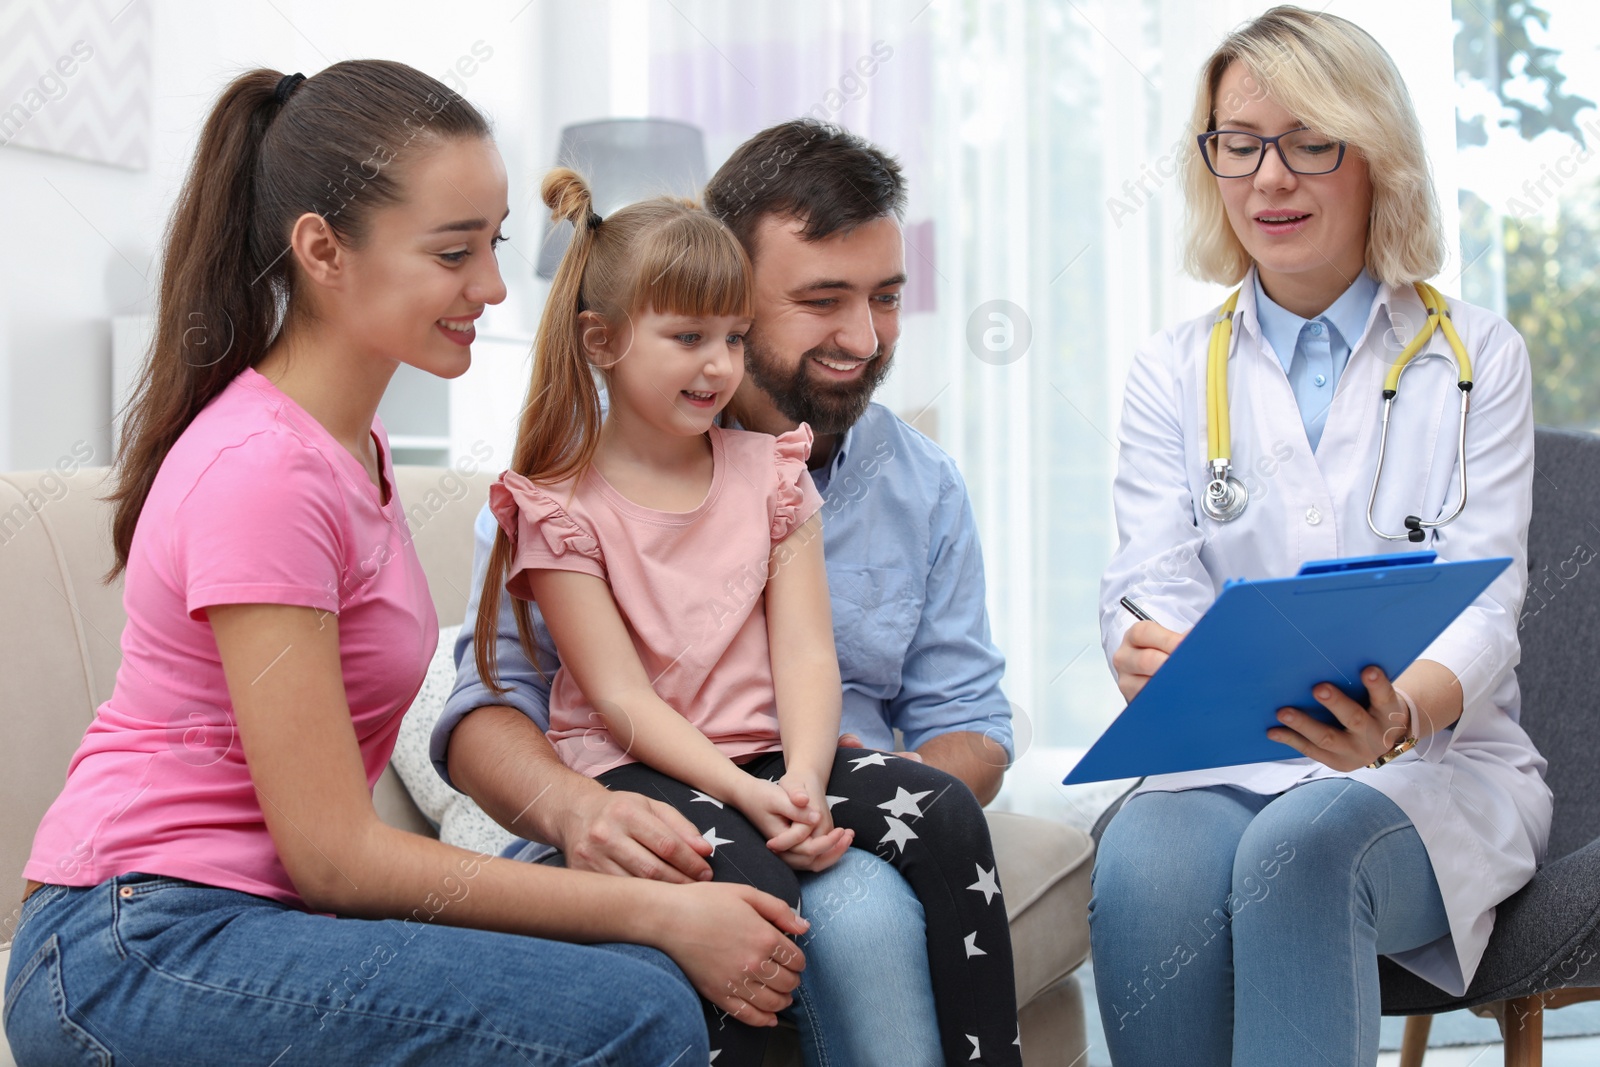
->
<box><xmin>387</xmin><ymin>625</ymin><xmax>516</xmax><ymax>857</ymax></box>
<box><xmin>0</xmin><ymin>470</ymin><xmax>118</xmax><ymax>894</ymax></box>
<box><xmin>990</xmin><ymin>811</ymin><xmax>1094</xmax><ymax>1005</ymax></box>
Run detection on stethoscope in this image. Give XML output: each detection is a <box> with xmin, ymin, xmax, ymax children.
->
<box><xmin>1201</xmin><ymin>280</ymin><xmax>1474</xmax><ymax>543</ymax></box>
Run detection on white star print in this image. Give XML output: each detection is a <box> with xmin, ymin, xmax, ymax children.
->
<box><xmin>880</xmin><ymin>816</ymin><xmax>919</xmax><ymax>853</ymax></box>
<box><xmin>849</xmin><ymin>752</ymin><xmax>890</xmax><ymax>770</ymax></box>
<box><xmin>967</xmin><ymin>1035</ymin><xmax>981</xmax><ymax>1060</ymax></box>
<box><xmin>878</xmin><ymin>786</ymin><xmax>933</xmax><ymax>819</ymax></box>
<box><xmin>690</xmin><ymin>791</ymin><xmax>724</xmax><ymax>809</ymax></box>
<box><xmin>967</xmin><ymin>863</ymin><xmax>1001</xmax><ymax>905</ymax></box>
<box><xmin>825</xmin><ymin>795</ymin><xmax>847</xmax><ymax>810</ymax></box>
<box><xmin>702</xmin><ymin>827</ymin><xmax>733</xmax><ymax>854</ymax></box>
<box><xmin>964</xmin><ymin>932</ymin><xmax>986</xmax><ymax>958</ymax></box>
<box><xmin>709</xmin><ymin>1051</ymin><xmax>721</xmax><ymax>1064</ymax></box>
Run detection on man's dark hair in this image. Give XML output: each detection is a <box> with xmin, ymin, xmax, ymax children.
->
<box><xmin>704</xmin><ymin>119</ymin><xmax>906</xmax><ymax>253</ymax></box>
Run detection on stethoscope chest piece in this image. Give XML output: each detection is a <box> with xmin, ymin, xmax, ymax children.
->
<box><xmin>1201</xmin><ymin>473</ymin><xmax>1249</xmax><ymax>523</ymax></box>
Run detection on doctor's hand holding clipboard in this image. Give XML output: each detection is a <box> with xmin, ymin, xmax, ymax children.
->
<box><xmin>1111</xmin><ymin>596</ymin><xmax>1420</xmax><ymax>774</ymax></box>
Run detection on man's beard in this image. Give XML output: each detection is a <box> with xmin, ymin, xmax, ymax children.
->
<box><xmin>742</xmin><ymin>335</ymin><xmax>894</xmax><ymax>436</ymax></box>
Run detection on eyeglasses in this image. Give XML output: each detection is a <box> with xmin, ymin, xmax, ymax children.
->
<box><xmin>1197</xmin><ymin>127</ymin><xmax>1347</xmax><ymax>178</ymax></box>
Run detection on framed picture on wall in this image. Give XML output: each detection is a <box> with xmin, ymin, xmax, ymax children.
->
<box><xmin>0</xmin><ymin>0</ymin><xmax>152</xmax><ymax>170</ymax></box>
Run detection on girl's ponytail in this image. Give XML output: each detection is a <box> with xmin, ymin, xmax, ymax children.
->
<box><xmin>106</xmin><ymin>61</ymin><xmax>489</xmax><ymax>579</ymax></box>
<box><xmin>475</xmin><ymin>167</ymin><xmax>606</xmax><ymax>691</ymax></box>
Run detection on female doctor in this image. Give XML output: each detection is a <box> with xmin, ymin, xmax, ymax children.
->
<box><xmin>1089</xmin><ymin>7</ymin><xmax>1551</xmax><ymax>1066</ymax></box>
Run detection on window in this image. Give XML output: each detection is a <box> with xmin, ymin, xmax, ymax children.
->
<box><xmin>1455</xmin><ymin>0</ymin><xmax>1600</xmax><ymax>430</ymax></box>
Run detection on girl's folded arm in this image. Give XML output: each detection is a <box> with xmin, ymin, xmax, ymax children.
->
<box><xmin>765</xmin><ymin>513</ymin><xmax>841</xmax><ymax>783</ymax></box>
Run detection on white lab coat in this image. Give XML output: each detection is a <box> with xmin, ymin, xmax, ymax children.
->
<box><xmin>1099</xmin><ymin>269</ymin><xmax>1552</xmax><ymax>996</ymax></box>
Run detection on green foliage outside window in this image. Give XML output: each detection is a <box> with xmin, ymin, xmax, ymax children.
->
<box><xmin>1455</xmin><ymin>0</ymin><xmax>1600</xmax><ymax>429</ymax></box>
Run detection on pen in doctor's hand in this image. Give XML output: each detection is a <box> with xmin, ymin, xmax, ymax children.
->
<box><xmin>1120</xmin><ymin>596</ymin><xmax>1153</xmax><ymax>622</ymax></box>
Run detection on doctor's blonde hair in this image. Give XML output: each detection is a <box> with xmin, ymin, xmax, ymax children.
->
<box><xmin>1181</xmin><ymin>5</ymin><xmax>1445</xmax><ymax>287</ymax></box>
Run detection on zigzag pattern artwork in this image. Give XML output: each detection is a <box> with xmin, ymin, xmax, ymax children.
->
<box><xmin>0</xmin><ymin>0</ymin><xmax>151</xmax><ymax>171</ymax></box>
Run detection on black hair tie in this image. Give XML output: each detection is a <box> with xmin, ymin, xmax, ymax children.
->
<box><xmin>586</xmin><ymin>210</ymin><xmax>603</xmax><ymax>230</ymax></box>
<box><xmin>274</xmin><ymin>72</ymin><xmax>306</xmax><ymax>106</ymax></box>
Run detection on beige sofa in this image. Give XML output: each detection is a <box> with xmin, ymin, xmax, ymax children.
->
<box><xmin>0</xmin><ymin>464</ymin><xmax>1093</xmax><ymax>1065</ymax></box>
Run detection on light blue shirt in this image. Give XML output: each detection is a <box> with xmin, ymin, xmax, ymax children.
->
<box><xmin>429</xmin><ymin>401</ymin><xmax>1013</xmax><ymax>791</ymax></box>
<box><xmin>1252</xmin><ymin>269</ymin><xmax>1380</xmax><ymax>451</ymax></box>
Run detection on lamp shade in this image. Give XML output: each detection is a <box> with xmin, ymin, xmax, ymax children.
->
<box><xmin>536</xmin><ymin>118</ymin><xmax>710</xmax><ymax>279</ymax></box>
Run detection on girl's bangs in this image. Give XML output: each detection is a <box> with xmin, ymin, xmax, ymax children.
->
<box><xmin>629</xmin><ymin>219</ymin><xmax>754</xmax><ymax>321</ymax></box>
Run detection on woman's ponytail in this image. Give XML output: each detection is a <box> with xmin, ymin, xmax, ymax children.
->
<box><xmin>105</xmin><ymin>71</ymin><xmax>283</xmax><ymax>578</ymax></box>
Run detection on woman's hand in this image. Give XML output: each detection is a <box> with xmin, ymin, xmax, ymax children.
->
<box><xmin>1267</xmin><ymin>666</ymin><xmax>1413</xmax><ymax>772</ymax></box>
<box><xmin>652</xmin><ymin>882</ymin><xmax>809</xmax><ymax>1027</ymax></box>
<box><xmin>1112</xmin><ymin>620</ymin><xmax>1186</xmax><ymax>702</ymax></box>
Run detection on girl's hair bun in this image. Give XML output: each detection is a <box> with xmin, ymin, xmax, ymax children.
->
<box><xmin>542</xmin><ymin>167</ymin><xmax>594</xmax><ymax>225</ymax></box>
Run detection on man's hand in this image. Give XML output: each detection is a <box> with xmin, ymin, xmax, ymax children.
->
<box><xmin>838</xmin><ymin>733</ymin><xmax>922</xmax><ymax>762</ymax></box>
<box><xmin>840</xmin><ymin>731</ymin><xmax>1004</xmax><ymax>807</ymax></box>
<box><xmin>557</xmin><ymin>786</ymin><xmax>715</xmax><ymax>883</ymax></box>
<box><xmin>450</xmin><ymin>705</ymin><xmax>716</xmax><ymax>884</ymax></box>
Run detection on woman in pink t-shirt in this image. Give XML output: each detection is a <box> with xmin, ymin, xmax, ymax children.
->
<box><xmin>6</xmin><ymin>62</ymin><xmax>806</xmax><ymax>1067</ymax></box>
<box><xmin>477</xmin><ymin>170</ymin><xmax>1022</xmax><ymax>1066</ymax></box>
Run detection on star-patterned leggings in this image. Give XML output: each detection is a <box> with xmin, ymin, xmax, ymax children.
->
<box><xmin>596</xmin><ymin>746</ymin><xmax>1022</xmax><ymax>1066</ymax></box>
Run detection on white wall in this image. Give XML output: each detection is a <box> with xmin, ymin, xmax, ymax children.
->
<box><xmin>0</xmin><ymin>0</ymin><xmax>560</xmax><ymax>472</ymax></box>
<box><xmin>0</xmin><ymin>0</ymin><xmax>1464</xmax><ymax>473</ymax></box>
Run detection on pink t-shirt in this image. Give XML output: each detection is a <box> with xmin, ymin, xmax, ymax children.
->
<box><xmin>24</xmin><ymin>368</ymin><xmax>437</xmax><ymax>905</ymax></box>
<box><xmin>490</xmin><ymin>424</ymin><xmax>825</xmax><ymax>778</ymax></box>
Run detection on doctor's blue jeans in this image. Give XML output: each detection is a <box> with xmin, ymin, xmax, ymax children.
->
<box><xmin>1088</xmin><ymin>780</ymin><xmax>1451</xmax><ymax>1067</ymax></box>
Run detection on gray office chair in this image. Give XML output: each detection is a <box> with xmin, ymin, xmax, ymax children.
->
<box><xmin>1090</xmin><ymin>427</ymin><xmax>1600</xmax><ymax>1066</ymax></box>
<box><xmin>1382</xmin><ymin>425</ymin><xmax>1600</xmax><ymax>1066</ymax></box>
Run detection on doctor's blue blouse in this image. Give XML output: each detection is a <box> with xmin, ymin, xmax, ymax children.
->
<box><xmin>1252</xmin><ymin>268</ymin><xmax>1381</xmax><ymax>450</ymax></box>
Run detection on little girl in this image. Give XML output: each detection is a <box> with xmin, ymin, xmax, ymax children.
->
<box><xmin>477</xmin><ymin>169</ymin><xmax>1022</xmax><ymax>1065</ymax></box>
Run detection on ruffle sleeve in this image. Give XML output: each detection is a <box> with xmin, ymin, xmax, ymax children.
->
<box><xmin>488</xmin><ymin>471</ymin><xmax>606</xmax><ymax>596</ymax></box>
<box><xmin>770</xmin><ymin>423</ymin><xmax>825</xmax><ymax>542</ymax></box>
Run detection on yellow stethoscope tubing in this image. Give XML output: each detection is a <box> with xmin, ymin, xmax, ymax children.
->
<box><xmin>1381</xmin><ymin>282</ymin><xmax>1473</xmax><ymax>391</ymax></box>
<box><xmin>1207</xmin><ymin>289</ymin><xmax>1241</xmax><ymax>467</ymax></box>
<box><xmin>1204</xmin><ymin>280</ymin><xmax>1474</xmax><ymax>540</ymax></box>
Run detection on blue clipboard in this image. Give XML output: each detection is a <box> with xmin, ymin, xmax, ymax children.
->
<box><xmin>1063</xmin><ymin>552</ymin><xmax>1511</xmax><ymax>785</ymax></box>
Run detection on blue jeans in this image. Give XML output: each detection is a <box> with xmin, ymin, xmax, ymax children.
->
<box><xmin>1088</xmin><ymin>780</ymin><xmax>1451</xmax><ymax>1067</ymax></box>
<box><xmin>510</xmin><ymin>838</ymin><xmax>944</xmax><ymax>1067</ymax></box>
<box><xmin>3</xmin><ymin>872</ymin><xmax>704</xmax><ymax>1065</ymax></box>
<box><xmin>793</xmin><ymin>847</ymin><xmax>942</xmax><ymax>1067</ymax></box>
